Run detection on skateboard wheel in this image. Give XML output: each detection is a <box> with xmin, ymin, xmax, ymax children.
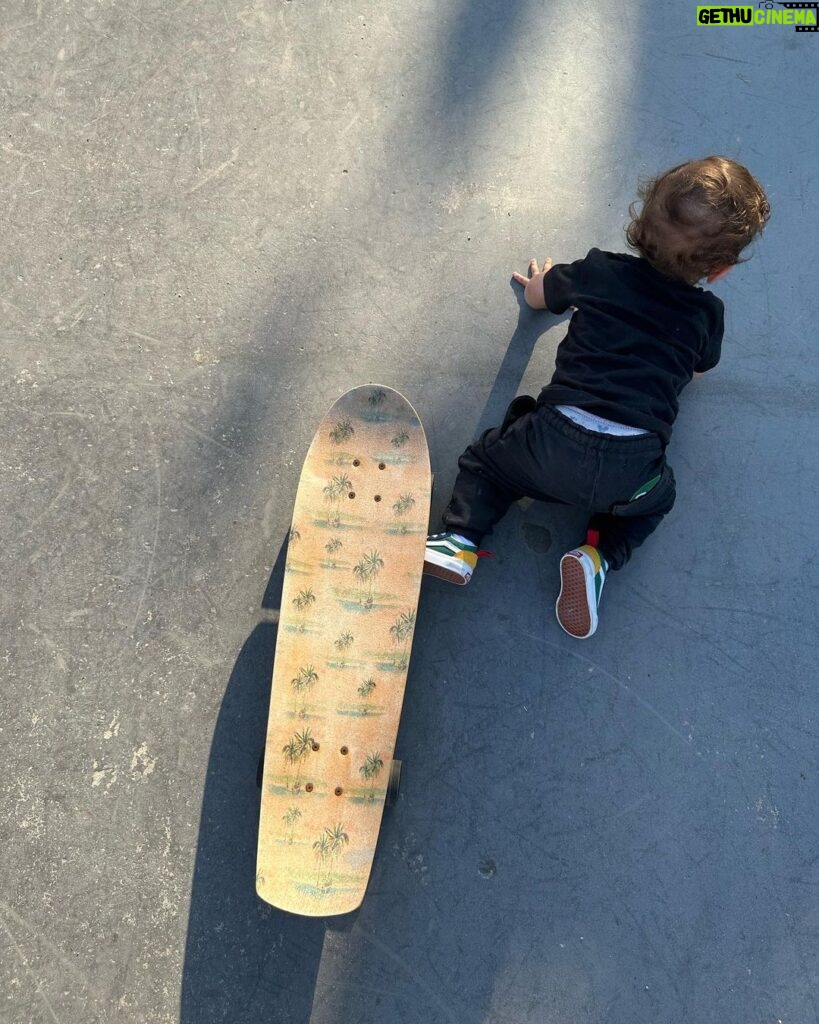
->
<box><xmin>386</xmin><ymin>759</ymin><xmax>402</xmax><ymax>807</ymax></box>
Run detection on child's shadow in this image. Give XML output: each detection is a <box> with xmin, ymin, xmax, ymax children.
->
<box><xmin>472</xmin><ymin>282</ymin><xmax>570</xmax><ymax>438</ymax></box>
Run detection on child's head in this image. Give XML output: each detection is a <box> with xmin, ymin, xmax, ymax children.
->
<box><xmin>626</xmin><ymin>156</ymin><xmax>770</xmax><ymax>285</ymax></box>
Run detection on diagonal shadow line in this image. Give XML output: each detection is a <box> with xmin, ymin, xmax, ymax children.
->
<box><xmin>425</xmin><ymin>1</ymin><xmax>534</xmax><ymax>133</ymax></box>
<box><xmin>173</xmin><ymin>0</ymin><xmax>543</xmax><ymax>522</ymax></box>
<box><xmin>165</xmin><ymin>0</ymin><xmax>545</xmax><ymax>586</ymax></box>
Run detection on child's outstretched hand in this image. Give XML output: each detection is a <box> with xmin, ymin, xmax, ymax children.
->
<box><xmin>512</xmin><ymin>257</ymin><xmax>552</xmax><ymax>310</ymax></box>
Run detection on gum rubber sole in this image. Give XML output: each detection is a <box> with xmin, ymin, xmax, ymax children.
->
<box><xmin>423</xmin><ymin>560</ymin><xmax>470</xmax><ymax>586</ymax></box>
<box><xmin>556</xmin><ymin>554</ymin><xmax>595</xmax><ymax>638</ymax></box>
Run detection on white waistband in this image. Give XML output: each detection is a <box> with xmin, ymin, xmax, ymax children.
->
<box><xmin>556</xmin><ymin>405</ymin><xmax>650</xmax><ymax>437</ymax></box>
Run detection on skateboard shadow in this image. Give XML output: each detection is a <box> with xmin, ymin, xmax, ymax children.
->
<box><xmin>179</xmin><ymin>536</ymin><xmax>327</xmax><ymax>1023</ymax></box>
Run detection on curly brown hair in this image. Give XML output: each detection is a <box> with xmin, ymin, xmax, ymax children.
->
<box><xmin>626</xmin><ymin>156</ymin><xmax>770</xmax><ymax>284</ymax></box>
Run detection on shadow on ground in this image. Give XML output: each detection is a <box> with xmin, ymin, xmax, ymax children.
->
<box><xmin>473</xmin><ymin>289</ymin><xmax>570</xmax><ymax>439</ymax></box>
<box><xmin>179</xmin><ymin>537</ymin><xmax>330</xmax><ymax>1023</ymax></box>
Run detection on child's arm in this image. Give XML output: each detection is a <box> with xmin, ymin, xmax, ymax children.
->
<box><xmin>512</xmin><ymin>258</ymin><xmax>553</xmax><ymax>310</ymax></box>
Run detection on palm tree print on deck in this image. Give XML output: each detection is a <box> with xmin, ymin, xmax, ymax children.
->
<box><xmin>292</xmin><ymin>588</ymin><xmax>316</xmax><ymax>631</ymax></box>
<box><xmin>333</xmin><ymin>631</ymin><xmax>354</xmax><ymax>666</ymax></box>
<box><xmin>313</xmin><ymin>822</ymin><xmax>350</xmax><ymax>888</ymax></box>
<box><xmin>329</xmin><ymin>419</ymin><xmax>354</xmax><ymax>445</ymax></box>
<box><xmin>356</xmin><ymin>676</ymin><xmax>377</xmax><ymax>715</ymax></box>
<box><xmin>368</xmin><ymin>389</ymin><xmax>386</xmax><ymax>411</ymax></box>
<box><xmin>290</xmin><ymin>664</ymin><xmax>318</xmax><ymax>717</ymax></box>
<box><xmin>324</xmin><ymin>537</ymin><xmax>343</xmax><ymax>567</ymax></box>
<box><xmin>312</xmin><ymin>833</ymin><xmax>331</xmax><ymax>887</ymax></box>
<box><xmin>282</xmin><ymin>806</ymin><xmax>302</xmax><ymax>843</ymax></box>
<box><xmin>282</xmin><ymin>728</ymin><xmax>316</xmax><ymax>793</ymax></box>
<box><xmin>352</xmin><ymin>550</ymin><xmax>384</xmax><ymax>608</ymax></box>
<box><xmin>357</xmin><ymin>677</ymin><xmax>376</xmax><ymax>698</ymax></box>
<box><xmin>391</xmin><ymin>493</ymin><xmax>416</xmax><ymax>534</ymax></box>
<box><xmin>359</xmin><ymin>753</ymin><xmax>384</xmax><ymax>802</ymax></box>
<box><xmin>389</xmin><ymin>610</ymin><xmax>416</xmax><ymax>669</ymax></box>
<box><xmin>322</xmin><ymin>474</ymin><xmax>352</xmax><ymax>528</ymax></box>
<box><xmin>285</xmin><ymin>525</ymin><xmax>302</xmax><ymax>573</ymax></box>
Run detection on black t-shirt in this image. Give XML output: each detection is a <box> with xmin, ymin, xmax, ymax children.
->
<box><xmin>539</xmin><ymin>248</ymin><xmax>724</xmax><ymax>444</ymax></box>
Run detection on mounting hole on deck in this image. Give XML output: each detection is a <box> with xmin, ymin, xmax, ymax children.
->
<box><xmin>386</xmin><ymin>760</ymin><xmax>402</xmax><ymax>807</ymax></box>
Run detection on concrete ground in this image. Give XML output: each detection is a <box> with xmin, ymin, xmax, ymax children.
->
<box><xmin>2</xmin><ymin>2</ymin><xmax>817</xmax><ymax>1022</ymax></box>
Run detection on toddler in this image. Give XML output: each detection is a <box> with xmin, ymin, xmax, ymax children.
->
<box><xmin>423</xmin><ymin>156</ymin><xmax>770</xmax><ymax>638</ymax></box>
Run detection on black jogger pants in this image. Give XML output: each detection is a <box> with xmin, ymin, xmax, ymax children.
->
<box><xmin>441</xmin><ymin>396</ymin><xmax>676</xmax><ymax>571</ymax></box>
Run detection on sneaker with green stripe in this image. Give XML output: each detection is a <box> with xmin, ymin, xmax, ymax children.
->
<box><xmin>423</xmin><ymin>532</ymin><xmax>479</xmax><ymax>586</ymax></box>
<box><xmin>556</xmin><ymin>544</ymin><xmax>607</xmax><ymax>639</ymax></box>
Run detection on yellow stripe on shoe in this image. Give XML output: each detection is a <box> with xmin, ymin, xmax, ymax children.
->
<box><xmin>579</xmin><ymin>544</ymin><xmax>602</xmax><ymax>574</ymax></box>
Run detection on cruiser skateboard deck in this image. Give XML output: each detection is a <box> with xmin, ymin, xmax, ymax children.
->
<box><xmin>256</xmin><ymin>385</ymin><xmax>431</xmax><ymax>916</ymax></box>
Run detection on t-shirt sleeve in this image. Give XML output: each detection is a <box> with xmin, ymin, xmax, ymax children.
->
<box><xmin>542</xmin><ymin>254</ymin><xmax>590</xmax><ymax>314</ymax></box>
<box><xmin>694</xmin><ymin>297</ymin><xmax>725</xmax><ymax>373</ymax></box>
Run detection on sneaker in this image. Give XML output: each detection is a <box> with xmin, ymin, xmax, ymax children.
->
<box><xmin>423</xmin><ymin>532</ymin><xmax>480</xmax><ymax>586</ymax></box>
<box><xmin>556</xmin><ymin>545</ymin><xmax>607</xmax><ymax>638</ymax></box>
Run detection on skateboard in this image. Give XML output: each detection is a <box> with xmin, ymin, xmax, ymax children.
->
<box><xmin>256</xmin><ymin>385</ymin><xmax>431</xmax><ymax>916</ymax></box>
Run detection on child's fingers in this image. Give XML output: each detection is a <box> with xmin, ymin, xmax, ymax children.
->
<box><xmin>542</xmin><ymin>258</ymin><xmax>552</xmax><ymax>273</ymax></box>
<box><xmin>512</xmin><ymin>272</ymin><xmax>528</xmax><ymax>285</ymax></box>
<box><xmin>528</xmin><ymin>258</ymin><xmax>539</xmax><ymax>276</ymax></box>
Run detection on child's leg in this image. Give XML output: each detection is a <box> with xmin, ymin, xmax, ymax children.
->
<box><xmin>425</xmin><ymin>397</ymin><xmax>549</xmax><ymax>585</ymax></box>
<box><xmin>441</xmin><ymin>446</ymin><xmax>523</xmax><ymax>545</ymax></box>
<box><xmin>588</xmin><ymin>510</ymin><xmax>666</xmax><ymax>570</ymax></box>
<box><xmin>441</xmin><ymin>395</ymin><xmax>568</xmax><ymax>543</ymax></box>
<box><xmin>556</xmin><ymin>449</ymin><xmax>675</xmax><ymax>638</ymax></box>
<box><xmin>588</xmin><ymin>462</ymin><xmax>677</xmax><ymax>570</ymax></box>
<box><xmin>424</xmin><ymin>426</ymin><xmax>526</xmax><ymax>585</ymax></box>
